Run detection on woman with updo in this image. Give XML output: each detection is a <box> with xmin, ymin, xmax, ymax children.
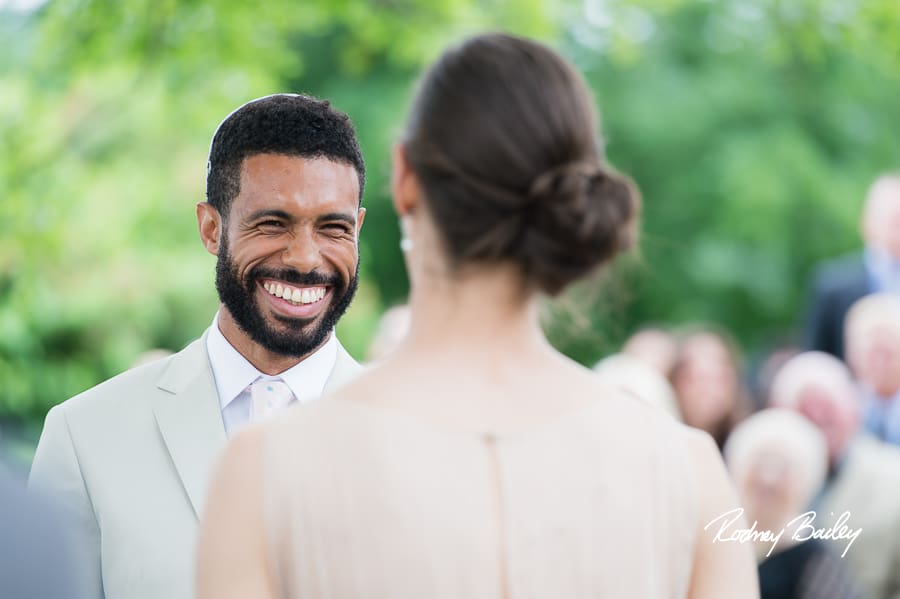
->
<box><xmin>197</xmin><ymin>33</ymin><xmax>758</xmax><ymax>598</ymax></box>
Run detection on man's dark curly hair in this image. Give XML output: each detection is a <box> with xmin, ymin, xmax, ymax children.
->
<box><xmin>206</xmin><ymin>93</ymin><xmax>366</xmax><ymax>216</ymax></box>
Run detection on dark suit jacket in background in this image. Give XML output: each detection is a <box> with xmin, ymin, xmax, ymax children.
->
<box><xmin>804</xmin><ymin>252</ymin><xmax>870</xmax><ymax>360</ymax></box>
<box><xmin>758</xmin><ymin>539</ymin><xmax>862</xmax><ymax>599</ymax></box>
<box><xmin>0</xmin><ymin>466</ymin><xmax>82</xmax><ymax>599</ymax></box>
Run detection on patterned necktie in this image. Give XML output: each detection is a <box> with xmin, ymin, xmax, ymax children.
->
<box><xmin>250</xmin><ymin>377</ymin><xmax>296</xmax><ymax>421</ymax></box>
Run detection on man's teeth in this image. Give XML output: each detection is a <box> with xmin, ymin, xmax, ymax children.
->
<box><xmin>262</xmin><ymin>282</ymin><xmax>326</xmax><ymax>305</ymax></box>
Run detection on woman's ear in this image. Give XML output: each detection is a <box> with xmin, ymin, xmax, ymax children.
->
<box><xmin>197</xmin><ymin>202</ymin><xmax>222</xmax><ymax>256</ymax></box>
<box><xmin>391</xmin><ymin>143</ymin><xmax>420</xmax><ymax>217</ymax></box>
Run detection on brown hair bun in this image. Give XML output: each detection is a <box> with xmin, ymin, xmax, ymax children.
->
<box><xmin>404</xmin><ymin>33</ymin><xmax>640</xmax><ymax>295</ymax></box>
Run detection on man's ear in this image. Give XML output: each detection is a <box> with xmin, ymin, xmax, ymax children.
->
<box><xmin>197</xmin><ymin>202</ymin><xmax>222</xmax><ymax>256</ymax></box>
<box><xmin>391</xmin><ymin>143</ymin><xmax>420</xmax><ymax>217</ymax></box>
<box><xmin>356</xmin><ymin>207</ymin><xmax>367</xmax><ymax>238</ymax></box>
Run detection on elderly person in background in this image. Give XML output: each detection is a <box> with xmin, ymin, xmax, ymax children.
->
<box><xmin>622</xmin><ymin>326</ymin><xmax>678</xmax><ymax>376</ymax></box>
<box><xmin>725</xmin><ymin>409</ymin><xmax>861</xmax><ymax>598</ymax></box>
<box><xmin>771</xmin><ymin>351</ymin><xmax>900</xmax><ymax>599</ymax></box>
<box><xmin>365</xmin><ymin>304</ymin><xmax>412</xmax><ymax>363</ymax></box>
<box><xmin>845</xmin><ymin>293</ymin><xmax>900</xmax><ymax>445</ymax></box>
<box><xmin>594</xmin><ymin>353</ymin><xmax>680</xmax><ymax>419</ymax></box>
<box><xmin>669</xmin><ymin>327</ymin><xmax>751</xmax><ymax>449</ymax></box>
<box><xmin>806</xmin><ymin>173</ymin><xmax>900</xmax><ymax>359</ymax></box>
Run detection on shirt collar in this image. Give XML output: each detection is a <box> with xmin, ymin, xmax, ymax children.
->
<box><xmin>858</xmin><ymin>379</ymin><xmax>900</xmax><ymax>400</ymax></box>
<box><xmin>864</xmin><ymin>246</ymin><xmax>900</xmax><ymax>292</ymax></box>
<box><xmin>206</xmin><ymin>312</ymin><xmax>338</xmax><ymax>411</ymax></box>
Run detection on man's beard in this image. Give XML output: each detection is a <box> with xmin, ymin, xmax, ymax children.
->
<box><xmin>215</xmin><ymin>236</ymin><xmax>359</xmax><ymax>358</ymax></box>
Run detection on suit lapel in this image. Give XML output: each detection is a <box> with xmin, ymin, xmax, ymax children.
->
<box><xmin>151</xmin><ymin>334</ymin><xmax>359</xmax><ymax>518</ymax></box>
<box><xmin>152</xmin><ymin>332</ymin><xmax>227</xmax><ymax>518</ymax></box>
<box><xmin>323</xmin><ymin>340</ymin><xmax>364</xmax><ymax>395</ymax></box>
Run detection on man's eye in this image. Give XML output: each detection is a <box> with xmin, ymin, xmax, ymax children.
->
<box><xmin>324</xmin><ymin>224</ymin><xmax>351</xmax><ymax>234</ymax></box>
<box><xmin>259</xmin><ymin>220</ymin><xmax>284</xmax><ymax>229</ymax></box>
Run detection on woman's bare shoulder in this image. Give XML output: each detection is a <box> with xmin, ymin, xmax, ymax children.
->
<box><xmin>681</xmin><ymin>428</ymin><xmax>760</xmax><ymax>598</ymax></box>
<box><xmin>197</xmin><ymin>423</ymin><xmax>276</xmax><ymax>599</ymax></box>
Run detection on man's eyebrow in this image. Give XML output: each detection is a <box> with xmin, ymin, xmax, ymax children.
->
<box><xmin>247</xmin><ymin>209</ymin><xmax>293</xmax><ymax>222</ymax></box>
<box><xmin>317</xmin><ymin>212</ymin><xmax>356</xmax><ymax>225</ymax></box>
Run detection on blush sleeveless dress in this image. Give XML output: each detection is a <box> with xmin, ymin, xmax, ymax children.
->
<box><xmin>262</xmin><ymin>392</ymin><xmax>700</xmax><ymax>598</ymax></box>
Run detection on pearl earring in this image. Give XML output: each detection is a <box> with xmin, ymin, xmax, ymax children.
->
<box><xmin>400</xmin><ymin>216</ymin><xmax>413</xmax><ymax>252</ymax></box>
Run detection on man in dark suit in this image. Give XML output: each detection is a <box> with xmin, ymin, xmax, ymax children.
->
<box><xmin>805</xmin><ymin>173</ymin><xmax>900</xmax><ymax>359</ymax></box>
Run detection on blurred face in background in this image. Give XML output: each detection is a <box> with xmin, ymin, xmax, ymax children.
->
<box><xmin>847</xmin><ymin>321</ymin><xmax>900</xmax><ymax>398</ymax></box>
<box><xmin>863</xmin><ymin>177</ymin><xmax>900</xmax><ymax>259</ymax></box>
<box><xmin>622</xmin><ymin>328</ymin><xmax>677</xmax><ymax>375</ymax></box>
<box><xmin>736</xmin><ymin>445</ymin><xmax>801</xmax><ymax>532</ymax></box>
<box><xmin>726</xmin><ymin>410</ymin><xmax>827</xmax><ymax>559</ymax></box>
<box><xmin>793</xmin><ymin>383</ymin><xmax>856</xmax><ymax>464</ymax></box>
<box><xmin>769</xmin><ymin>352</ymin><xmax>861</xmax><ymax>468</ymax></box>
<box><xmin>671</xmin><ymin>332</ymin><xmax>740</xmax><ymax>434</ymax></box>
<box><xmin>366</xmin><ymin>304</ymin><xmax>412</xmax><ymax>363</ymax></box>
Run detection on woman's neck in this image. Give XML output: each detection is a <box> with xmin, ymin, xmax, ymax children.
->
<box><xmin>404</xmin><ymin>262</ymin><xmax>551</xmax><ymax>358</ymax></box>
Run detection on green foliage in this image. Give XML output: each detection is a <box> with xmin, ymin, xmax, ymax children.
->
<box><xmin>2</xmin><ymin>0</ymin><xmax>900</xmax><ymax>448</ymax></box>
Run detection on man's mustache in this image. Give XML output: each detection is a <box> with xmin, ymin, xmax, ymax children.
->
<box><xmin>247</xmin><ymin>267</ymin><xmax>343</xmax><ymax>288</ymax></box>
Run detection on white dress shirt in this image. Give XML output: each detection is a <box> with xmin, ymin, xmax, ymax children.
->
<box><xmin>205</xmin><ymin>313</ymin><xmax>338</xmax><ymax>436</ymax></box>
<box><xmin>859</xmin><ymin>384</ymin><xmax>900</xmax><ymax>447</ymax></box>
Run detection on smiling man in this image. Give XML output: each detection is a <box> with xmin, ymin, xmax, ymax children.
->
<box><xmin>28</xmin><ymin>94</ymin><xmax>366</xmax><ymax>599</ymax></box>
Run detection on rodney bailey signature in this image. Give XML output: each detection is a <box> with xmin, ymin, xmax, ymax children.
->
<box><xmin>705</xmin><ymin>508</ymin><xmax>862</xmax><ymax>558</ymax></box>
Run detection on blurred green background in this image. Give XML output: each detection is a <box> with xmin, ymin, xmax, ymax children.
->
<box><xmin>2</xmin><ymin>0</ymin><xmax>899</xmax><ymax>460</ymax></box>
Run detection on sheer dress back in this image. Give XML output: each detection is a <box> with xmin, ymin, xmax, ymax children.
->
<box><xmin>263</xmin><ymin>392</ymin><xmax>700</xmax><ymax>598</ymax></box>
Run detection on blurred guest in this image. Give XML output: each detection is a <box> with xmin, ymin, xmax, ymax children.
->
<box><xmin>806</xmin><ymin>173</ymin><xmax>900</xmax><ymax>359</ymax></box>
<box><xmin>771</xmin><ymin>351</ymin><xmax>900</xmax><ymax>599</ymax></box>
<box><xmin>725</xmin><ymin>409</ymin><xmax>862</xmax><ymax>599</ymax></box>
<box><xmin>669</xmin><ymin>327</ymin><xmax>751</xmax><ymax>449</ymax></box>
<box><xmin>197</xmin><ymin>33</ymin><xmax>758</xmax><ymax>599</ymax></box>
<box><xmin>845</xmin><ymin>293</ymin><xmax>900</xmax><ymax>445</ymax></box>
<box><xmin>594</xmin><ymin>353</ymin><xmax>681</xmax><ymax>419</ymax></box>
<box><xmin>365</xmin><ymin>303</ymin><xmax>411</xmax><ymax>363</ymax></box>
<box><xmin>1</xmin><ymin>465</ymin><xmax>83</xmax><ymax>599</ymax></box>
<box><xmin>622</xmin><ymin>325</ymin><xmax>678</xmax><ymax>375</ymax></box>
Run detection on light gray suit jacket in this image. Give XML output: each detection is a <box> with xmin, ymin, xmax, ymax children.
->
<box><xmin>29</xmin><ymin>331</ymin><xmax>362</xmax><ymax>599</ymax></box>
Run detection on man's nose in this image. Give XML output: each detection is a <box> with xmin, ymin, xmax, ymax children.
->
<box><xmin>281</xmin><ymin>228</ymin><xmax>322</xmax><ymax>272</ymax></box>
